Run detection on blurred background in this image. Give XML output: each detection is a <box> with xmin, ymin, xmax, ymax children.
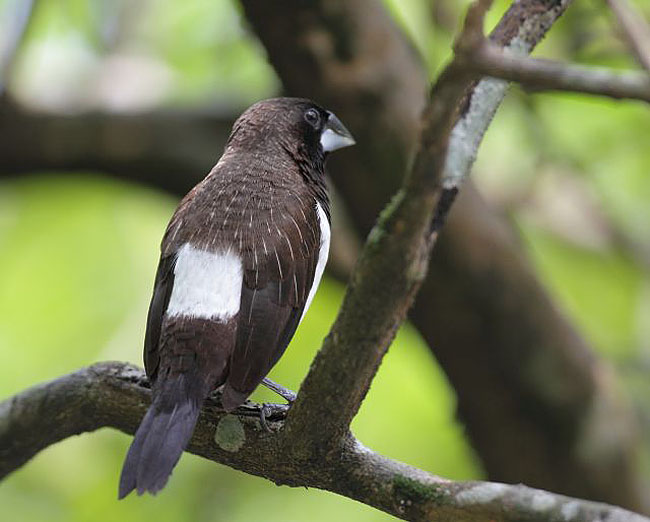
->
<box><xmin>0</xmin><ymin>0</ymin><xmax>649</xmax><ymax>520</ymax></box>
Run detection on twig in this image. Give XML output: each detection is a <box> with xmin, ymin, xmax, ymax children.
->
<box><xmin>448</xmin><ymin>3</ymin><xmax>650</xmax><ymax>110</ymax></box>
<box><xmin>606</xmin><ymin>0</ymin><xmax>650</xmax><ymax>72</ymax></box>
<box><xmin>468</xmin><ymin>43</ymin><xmax>650</xmax><ymax>102</ymax></box>
<box><xmin>1</xmin><ymin>362</ymin><xmax>648</xmax><ymax>522</ymax></box>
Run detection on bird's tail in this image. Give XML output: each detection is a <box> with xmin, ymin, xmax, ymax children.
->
<box><xmin>118</xmin><ymin>373</ymin><xmax>202</xmax><ymax>498</ymax></box>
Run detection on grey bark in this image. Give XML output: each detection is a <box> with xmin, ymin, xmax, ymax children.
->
<box><xmin>1</xmin><ymin>362</ymin><xmax>647</xmax><ymax>522</ymax></box>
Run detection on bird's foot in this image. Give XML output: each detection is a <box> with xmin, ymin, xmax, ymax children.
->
<box><xmin>261</xmin><ymin>378</ymin><xmax>297</xmax><ymax>403</ymax></box>
<box><xmin>257</xmin><ymin>402</ymin><xmax>291</xmax><ymax>432</ymax></box>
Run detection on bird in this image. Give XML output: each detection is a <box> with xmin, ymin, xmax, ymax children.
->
<box><xmin>118</xmin><ymin>97</ymin><xmax>355</xmax><ymax>498</ymax></box>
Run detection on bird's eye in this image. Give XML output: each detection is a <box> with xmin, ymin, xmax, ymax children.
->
<box><xmin>304</xmin><ymin>108</ymin><xmax>320</xmax><ymax>128</ymax></box>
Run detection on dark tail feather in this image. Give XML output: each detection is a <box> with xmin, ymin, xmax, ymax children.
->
<box><xmin>118</xmin><ymin>375</ymin><xmax>201</xmax><ymax>499</ymax></box>
<box><xmin>118</xmin><ymin>405</ymin><xmax>156</xmax><ymax>498</ymax></box>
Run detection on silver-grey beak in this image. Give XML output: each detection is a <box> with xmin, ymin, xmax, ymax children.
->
<box><xmin>320</xmin><ymin>112</ymin><xmax>355</xmax><ymax>152</ymax></box>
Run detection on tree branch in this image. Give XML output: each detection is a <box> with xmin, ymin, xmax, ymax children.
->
<box><xmin>241</xmin><ymin>0</ymin><xmax>647</xmax><ymax>511</ymax></box>
<box><xmin>463</xmin><ymin>42</ymin><xmax>650</xmax><ymax>102</ymax></box>
<box><xmin>0</xmin><ymin>101</ymin><xmax>235</xmax><ymax>195</ymax></box>
<box><xmin>2</xmin><ymin>362</ymin><xmax>647</xmax><ymax>522</ymax></box>
<box><xmin>283</xmin><ymin>0</ymin><xmax>484</xmax><ymax>445</ymax></box>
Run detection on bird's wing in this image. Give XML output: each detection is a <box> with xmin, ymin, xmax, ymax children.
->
<box><xmin>143</xmin><ymin>254</ymin><xmax>176</xmax><ymax>381</ymax></box>
<box><xmin>223</xmin><ymin>197</ymin><xmax>329</xmax><ymax>406</ymax></box>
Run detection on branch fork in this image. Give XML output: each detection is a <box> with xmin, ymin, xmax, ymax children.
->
<box><xmin>453</xmin><ymin>0</ymin><xmax>650</xmax><ymax>102</ymax></box>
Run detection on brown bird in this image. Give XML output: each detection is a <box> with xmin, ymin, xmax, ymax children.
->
<box><xmin>119</xmin><ymin>97</ymin><xmax>355</xmax><ymax>498</ymax></box>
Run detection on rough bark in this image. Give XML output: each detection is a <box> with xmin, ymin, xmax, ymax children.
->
<box><xmin>283</xmin><ymin>0</ymin><xmax>485</xmax><ymax>448</ymax></box>
<box><xmin>1</xmin><ymin>362</ymin><xmax>647</xmax><ymax>522</ymax></box>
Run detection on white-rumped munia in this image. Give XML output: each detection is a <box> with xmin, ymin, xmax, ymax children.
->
<box><xmin>119</xmin><ymin>98</ymin><xmax>355</xmax><ymax>498</ymax></box>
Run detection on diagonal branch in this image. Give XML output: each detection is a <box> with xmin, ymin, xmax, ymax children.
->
<box><xmin>281</xmin><ymin>0</ymin><xmax>489</xmax><ymax>449</ymax></box>
<box><xmin>606</xmin><ymin>0</ymin><xmax>650</xmax><ymax>72</ymax></box>
<box><xmin>2</xmin><ymin>362</ymin><xmax>648</xmax><ymax>522</ymax></box>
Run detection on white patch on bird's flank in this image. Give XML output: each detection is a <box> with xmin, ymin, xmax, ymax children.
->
<box><xmin>320</xmin><ymin>128</ymin><xmax>354</xmax><ymax>152</ymax></box>
<box><xmin>166</xmin><ymin>243</ymin><xmax>242</xmax><ymax>320</ymax></box>
<box><xmin>301</xmin><ymin>203</ymin><xmax>330</xmax><ymax>322</ymax></box>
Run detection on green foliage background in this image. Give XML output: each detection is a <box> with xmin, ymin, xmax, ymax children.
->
<box><xmin>1</xmin><ymin>0</ymin><xmax>649</xmax><ymax>520</ymax></box>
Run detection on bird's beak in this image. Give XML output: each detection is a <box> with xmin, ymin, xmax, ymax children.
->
<box><xmin>320</xmin><ymin>112</ymin><xmax>356</xmax><ymax>152</ymax></box>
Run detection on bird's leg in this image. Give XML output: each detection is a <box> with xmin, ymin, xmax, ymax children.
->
<box><xmin>257</xmin><ymin>379</ymin><xmax>296</xmax><ymax>431</ymax></box>
<box><xmin>261</xmin><ymin>378</ymin><xmax>297</xmax><ymax>403</ymax></box>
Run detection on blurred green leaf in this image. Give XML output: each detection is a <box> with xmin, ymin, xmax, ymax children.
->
<box><xmin>0</xmin><ymin>175</ymin><xmax>172</xmax><ymax>394</ymax></box>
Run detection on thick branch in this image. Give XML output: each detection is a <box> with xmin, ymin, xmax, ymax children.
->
<box><xmin>0</xmin><ymin>101</ymin><xmax>235</xmax><ymax>195</ymax></box>
<box><xmin>282</xmin><ymin>0</ymin><xmax>495</xmax><ymax>449</ymax></box>
<box><xmin>286</xmin><ymin>72</ymin><xmax>479</xmax><ymax>447</ymax></box>
<box><xmin>2</xmin><ymin>363</ymin><xmax>647</xmax><ymax>522</ymax></box>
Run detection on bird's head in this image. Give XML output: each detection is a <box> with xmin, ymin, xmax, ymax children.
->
<box><xmin>226</xmin><ymin>97</ymin><xmax>355</xmax><ymax>160</ymax></box>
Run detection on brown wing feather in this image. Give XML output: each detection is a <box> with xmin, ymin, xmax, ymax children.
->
<box><xmin>223</xmin><ymin>197</ymin><xmax>321</xmax><ymax>406</ymax></box>
<box><xmin>143</xmin><ymin>255</ymin><xmax>176</xmax><ymax>381</ymax></box>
